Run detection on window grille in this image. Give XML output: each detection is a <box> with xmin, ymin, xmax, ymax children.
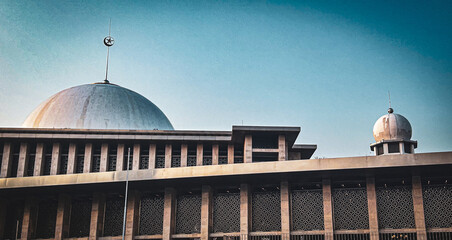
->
<box><xmin>234</xmin><ymin>145</ymin><xmax>243</xmax><ymax>163</ymax></box>
<box><xmin>187</xmin><ymin>146</ymin><xmax>197</xmax><ymax>166</ymax></box>
<box><xmin>291</xmin><ymin>235</ymin><xmax>325</xmax><ymax>240</ymax></box>
<box><xmin>377</xmin><ymin>185</ymin><xmax>415</xmax><ymax>229</ymax></box>
<box><xmin>59</xmin><ymin>144</ymin><xmax>69</xmax><ymax>174</ymax></box>
<box><xmin>36</xmin><ymin>199</ymin><xmax>58</xmax><ymax>239</ymax></box>
<box><xmin>123</xmin><ymin>145</ymin><xmax>133</xmax><ymax>170</ymax></box>
<box><xmin>252</xmin><ymin>189</ymin><xmax>281</xmax><ymax>232</ymax></box>
<box><xmin>203</xmin><ymin>144</ymin><xmax>212</xmax><ymax>165</ymax></box>
<box><xmin>27</xmin><ymin>143</ymin><xmax>36</xmax><ymax>177</ymax></box>
<box><xmin>213</xmin><ymin>192</ymin><xmax>240</xmax><ymax>233</ymax></box>
<box><xmin>291</xmin><ymin>189</ymin><xmax>324</xmax><ymax>230</ymax></box>
<box><xmin>43</xmin><ymin>145</ymin><xmax>52</xmax><ymax>175</ymax></box>
<box><xmin>10</xmin><ymin>144</ymin><xmax>19</xmax><ymax>177</ymax></box>
<box><xmin>423</xmin><ymin>183</ymin><xmax>452</xmax><ymax>228</ymax></box>
<box><xmin>176</xmin><ymin>193</ymin><xmax>202</xmax><ymax>234</ymax></box>
<box><xmin>108</xmin><ymin>145</ymin><xmax>117</xmax><ymax>171</ymax></box>
<box><xmin>69</xmin><ymin>197</ymin><xmax>92</xmax><ymax>237</ymax></box>
<box><xmin>4</xmin><ymin>200</ymin><xmax>23</xmax><ymax>240</ymax></box>
<box><xmin>219</xmin><ymin>145</ymin><xmax>228</xmax><ymax>165</ymax></box>
<box><xmin>172</xmin><ymin>145</ymin><xmax>181</xmax><ymax>167</ymax></box>
<box><xmin>380</xmin><ymin>233</ymin><xmax>416</xmax><ymax>240</ymax></box>
<box><xmin>91</xmin><ymin>144</ymin><xmax>101</xmax><ymax>172</ymax></box>
<box><xmin>76</xmin><ymin>144</ymin><xmax>85</xmax><ymax>173</ymax></box>
<box><xmin>140</xmin><ymin>144</ymin><xmax>149</xmax><ymax>169</ymax></box>
<box><xmin>156</xmin><ymin>145</ymin><xmax>165</xmax><ymax>168</ymax></box>
<box><xmin>333</xmin><ymin>234</ymin><xmax>370</xmax><ymax>240</ymax></box>
<box><xmin>103</xmin><ymin>195</ymin><xmax>125</xmax><ymax>236</ymax></box>
<box><xmin>332</xmin><ymin>187</ymin><xmax>369</xmax><ymax>230</ymax></box>
<box><xmin>139</xmin><ymin>193</ymin><xmax>164</xmax><ymax>235</ymax></box>
<box><xmin>427</xmin><ymin>232</ymin><xmax>452</xmax><ymax>240</ymax></box>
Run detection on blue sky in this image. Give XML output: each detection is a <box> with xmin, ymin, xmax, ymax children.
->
<box><xmin>0</xmin><ymin>0</ymin><xmax>451</xmax><ymax>157</ymax></box>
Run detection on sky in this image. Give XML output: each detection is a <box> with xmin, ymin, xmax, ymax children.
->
<box><xmin>0</xmin><ymin>0</ymin><xmax>451</xmax><ymax>158</ymax></box>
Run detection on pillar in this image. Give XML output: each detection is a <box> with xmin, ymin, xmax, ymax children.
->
<box><xmin>367</xmin><ymin>177</ymin><xmax>379</xmax><ymax>240</ymax></box>
<box><xmin>21</xmin><ymin>198</ymin><xmax>37</xmax><ymax>240</ymax></box>
<box><xmin>281</xmin><ymin>181</ymin><xmax>290</xmax><ymax>240</ymax></box>
<box><xmin>197</xmin><ymin>144</ymin><xmax>203</xmax><ymax>166</ymax></box>
<box><xmin>383</xmin><ymin>143</ymin><xmax>389</xmax><ymax>155</ymax></box>
<box><xmin>201</xmin><ymin>185</ymin><xmax>212</xmax><ymax>240</ymax></box>
<box><xmin>278</xmin><ymin>135</ymin><xmax>287</xmax><ymax>161</ymax></box>
<box><xmin>240</xmin><ymin>183</ymin><xmax>250</xmax><ymax>240</ymax></box>
<box><xmin>212</xmin><ymin>144</ymin><xmax>219</xmax><ymax>165</ymax></box>
<box><xmin>55</xmin><ymin>194</ymin><xmax>71</xmax><ymax>240</ymax></box>
<box><xmin>117</xmin><ymin>144</ymin><xmax>125</xmax><ymax>171</ymax></box>
<box><xmin>322</xmin><ymin>179</ymin><xmax>334</xmax><ymax>240</ymax></box>
<box><xmin>132</xmin><ymin>144</ymin><xmax>140</xmax><ymax>170</ymax></box>
<box><xmin>125</xmin><ymin>191</ymin><xmax>140</xmax><ymax>240</ymax></box>
<box><xmin>181</xmin><ymin>144</ymin><xmax>188</xmax><ymax>167</ymax></box>
<box><xmin>165</xmin><ymin>144</ymin><xmax>172</xmax><ymax>168</ymax></box>
<box><xmin>50</xmin><ymin>143</ymin><xmax>61</xmax><ymax>175</ymax></box>
<box><xmin>67</xmin><ymin>143</ymin><xmax>77</xmax><ymax>174</ymax></box>
<box><xmin>33</xmin><ymin>143</ymin><xmax>45</xmax><ymax>176</ymax></box>
<box><xmin>412</xmin><ymin>176</ymin><xmax>427</xmax><ymax>240</ymax></box>
<box><xmin>244</xmin><ymin>135</ymin><xmax>252</xmax><ymax>163</ymax></box>
<box><xmin>149</xmin><ymin>144</ymin><xmax>156</xmax><ymax>169</ymax></box>
<box><xmin>0</xmin><ymin>142</ymin><xmax>13</xmax><ymax>178</ymax></box>
<box><xmin>89</xmin><ymin>193</ymin><xmax>105</xmax><ymax>240</ymax></box>
<box><xmin>83</xmin><ymin>143</ymin><xmax>93</xmax><ymax>173</ymax></box>
<box><xmin>163</xmin><ymin>188</ymin><xmax>176</xmax><ymax>240</ymax></box>
<box><xmin>17</xmin><ymin>142</ymin><xmax>29</xmax><ymax>177</ymax></box>
<box><xmin>100</xmin><ymin>143</ymin><xmax>109</xmax><ymax>172</ymax></box>
<box><xmin>228</xmin><ymin>144</ymin><xmax>234</xmax><ymax>164</ymax></box>
<box><xmin>399</xmin><ymin>142</ymin><xmax>405</xmax><ymax>154</ymax></box>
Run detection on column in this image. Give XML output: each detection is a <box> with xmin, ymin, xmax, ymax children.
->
<box><xmin>165</xmin><ymin>144</ymin><xmax>172</xmax><ymax>168</ymax></box>
<box><xmin>399</xmin><ymin>142</ymin><xmax>405</xmax><ymax>154</ymax></box>
<box><xmin>55</xmin><ymin>194</ymin><xmax>71</xmax><ymax>240</ymax></box>
<box><xmin>21</xmin><ymin>198</ymin><xmax>37</xmax><ymax>240</ymax></box>
<box><xmin>244</xmin><ymin>135</ymin><xmax>252</xmax><ymax>163</ymax></box>
<box><xmin>117</xmin><ymin>144</ymin><xmax>125</xmax><ymax>171</ymax></box>
<box><xmin>228</xmin><ymin>144</ymin><xmax>234</xmax><ymax>164</ymax></box>
<box><xmin>281</xmin><ymin>181</ymin><xmax>290</xmax><ymax>240</ymax></box>
<box><xmin>0</xmin><ymin>142</ymin><xmax>13</xmax><ymax>178</ymax></box>
<box><xmin>201</xmin><ymin>185</ymin><xmax>212</xmax><ymax>240</ymax></box>
<box><xmin>367</xmin><ymin>177</ymin><xmax>379</xmax><ymax>240</ymax></box>
<box><xmin>17</xmin><ymin>142</ymin><xmax>29</xmax><ymax>177</ymax></box>
<box><xmin>240</xmin><ymin>183</ymin><xmax>250</xmax><ymax>240</ymax></box>
<box><xmin>383</xmin><ymin>143</ymin><xmax>389</xmax><ymax>154</ymax></box>
<box><xmin>33</xmin><ymin>143</ymin><xmax>45</xmax><ymax>176</ymax></box>
<box><xmin>278</xmin><ymin>135</ymin><xmax>287</xmax><ymax>161</ymax></box>
<box><xmin>83</xmin><ymin>143</ymin><xmax>93</xmax><ymax>173</ymax></box>
<box><xmin>197</xmin><ymin>144</ymin><xmax>203</xmax><ymax>166</ymax></box>
<box><xmin>100</xmin><ymin>143</ymin><xmax>109</xmax><ymax>172</ymax></box>
<box><xmin>322</xmin><ymin>179</ymin><xmax>334</xmax><ymax>240</ymax></box>
<box><xmin>67</xmin><ymin>143</ymin><xmax>77</xmax><ymax>174</ymax></box>
<box><xmin>125</xmin><ymin>191</ymin><xmax>140</xmax><ymax>240</ymax></box>
<box><xmin>50</xmin><ymin>143</ymin><xmax>61</xmax><ymax>175</ymax></box>
<box><xmin>412</xmin><ymin>176</ymin><xmax>427</xmax><ymax>240</ymax></box>
<box><xmin>0</xmin><ymin>198</ymin><xmax>7</xmax><ymax>239</ymax></box>
<box><xmin>163</xmin><ymin>188</ymin><xmax>176</xmax><ymax>240</ymax></box>
<box><xmin>212</xmin><ymin>144</ymin><xmax>219</xmax><ymax>165</ymax></box>
<box><xmin>133</xmin><ymin>144</ymin><xmax>141</xmax><ymax>170</ymax></box>
<box><xmin>181</xmin><ymin>144</ymin><xmax>188</xmax><ymax>167</ymax></box>
<box><xmin>89</xmin><ymin>193</ymin><xmax>105</xmax><ymax>240</ymax></box>
<box><xmin>149</xmin><ymin>144</ymin><xmax>156</xmax><ymax>169</ymax></box>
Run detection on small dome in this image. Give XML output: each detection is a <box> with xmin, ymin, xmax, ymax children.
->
<box><xmin>373</xmin><ymin>109</ymin><xmax>412</xmax><ymax>142</ymax></box>
<box><xmin>23</xmin><ymin>83</ymin><xmax>174</xmax><ymax>130</ymax></box>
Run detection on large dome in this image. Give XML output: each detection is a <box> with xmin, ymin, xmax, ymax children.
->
<box><xmin>22</xmin><ymin>82</ymin><xmax>174</xmax><ymax>130</ymax></box>
<box><xmin>373</xmin><ymin>108</ymin><xmax>412</xmax><ymax>142</ymax></box>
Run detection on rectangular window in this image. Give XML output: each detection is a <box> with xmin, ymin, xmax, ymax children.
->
<box><xmin>43</xmin><ymin>144</ymin><xmax>53</xmax><ymax>175</ymax></box>
<box><xmin>76</xmin><ymin>144</ymin><xmax>85</xmax><ymax>173</ymax></box>
<box><xmin>123</xmin><ymin>144</ymin><xmax>133</xmax><ymax>170</ymax></box>
<box><xmin>187</xmin><ymin>144</ymin><xmax>197</xmax><ymax>167</ymax></box>
<box><xmin>218</xmin><ymin>145</ymin><xmax>228</xmax><ymax>165</ymax></box>
<box><xmin>108</xmin><ymin>144</ymin><xmax>117</xmax><ymax>171</ymax></box>
<box><xmin>91</xmin><ymin>144</ymin><xmax>101</xmax><ymax>172</ymax></box>
<box><xmin>171</xmin><ymin>144</ymin><xmax>181</xmax><ymax>167</ymax></box>
<box><xmin>59</xmin><ymin>143</ymin><xmax>69</xmax><ymax>174</ymax></box>
<box><xmin>234</xmin><ymin>144</ymin><xmax>243</xmax><ymax>163</ymax></box>
<box><xmin>388</xmin><ymin>143</ymin><xmax>400</xmax><ymax>153</ymax></box>
<box><xmin>155</xmin><ymin>144</ymin><xmax>165</xmax><ymax>168</ymax></box>
<box><xmin>203</xmin><ymin>143</ymin><xmax>212</xmax><ymax>165</ymax></box>
<box><xmin>10</xmin><ymin>144</ymin><xmax>20</xmax><ymax>177</ymax></box>
<box><xmin>27</xmin><ymin>143</ymin><xmax>36</xmax><ymax>176</ymax></box>
<box><xmin>139</xmin><ymin>144</ymin><xmax>149</xmax><ymax>169</ymax></box>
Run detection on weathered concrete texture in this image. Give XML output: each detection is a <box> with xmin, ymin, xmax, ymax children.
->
<box><xmin>228</xmin><ymin>144</ymin><xmax>234</xmax><ymax>164</ymax></box>
<box><xmin>21</xmin><ymin>198</ymin><xmax>37</xmax><ymax>240</ymax></box>
<box><xmin>197</xmin><ymin>144</ymin><xmax>203</xmax><ymax>166</ymax></box>
<box><xmin>280</xmin><ymin>181</ymin><xmax>290</xmax><ymax>240</ymax></box>
<box><xmin>33</xmin><ymin>143</ymin><xmax>45</xmax><ymax>176</ymax></box>
<box><xmin>133</xmin><ymin>144</ymin><xmax>141</xmax><ymax>170</ymax></box>
<box><xmin>100</xmin><ymin>143</ymin><xmax>109</xmax><ymax>172</ymax></box>
<box><xmin>67</xmin><ymin>143</ymin><xmax>77</xmax><ymax>174</ymax></box>
<box><xmin>55</xmin><ymin>194</ymin><xmax>71</xmax><ymax>240</ymax></box>
<box><xmin>163</xmin><ymin>188</ymin><xmax>176</xmax><ymax>240</ymax></box>
<box><xmin>244</xmin><ymin>135</ymin><xmax>252</xmax><ymax>163</ymax></box>
<box><xmin>89</xmin><ymin>193</ymin><xmax>105</xmax><ymax>240</ymax></box>
<box><xmin>322</xmin><ymin>179</ymin><xmax>333</xmax><ymax>240</ymax></box>
<box><xmin>50</xmin><ymin>143</ymin><xmax>61</xmax><ymax>175</ymax></box>
<box><xmin>201</xmin><ymin>185</ymin><xmax>212</xmax><ymax>240</ymax></box>
<box><xmin>149</xmin><ymin>144</ymin><xmax>157</xmax><ymax>169</ymax></box>
<box><xmin>181</xmin><ymin>144</ymin><xmax>188</xmax><ymax>167</ymax></box>
<box><xmin>125</xmin><ymin>191</ymin><xmax>140</xmax><ymax>240</ymax></box>
<box><xmin>17</xmin><ymin>143</ymin><xmax>29</xmax><ymax>177</ymax></box>
<box><xmin>240</xmin><ymin>183</ymin><xmax>250</xmax><ymax>240</ymax></box>
<box><xmin>212</xmin><ymin>144</ymin><xmax>219</xmax><ymax>165</ymax></box>
<box><xmin>0</xmin><ymin>143</ymin><xmax>12</xmax><ymax>178</ymax></box>
<box><xmin>84</xmin><ymin>143</ymin><xmax>93</xmax><ymax>174</ymax></box>
<box><xmin>116</xmin><ymin>144</ymin><xmax>125</xmax><ymax>171</ymax></box>
<box><xmin>366</xmin><ymin>178</ymin><xmax>379</xmax><ymax>240</ymax></box>
<box><xmin>278</xmin><ymin>135</ymin><xmax>287</xmax><ymax>161</ymax></box>
<box><xmin>412</xmin><ymin>176</ymin><xmax>427</xmax><ymax>240</ymax></box>
<box><xmin>165</xmin><ymin>144</ymin><xmax>172</xmax><ymax>168</ymax></box>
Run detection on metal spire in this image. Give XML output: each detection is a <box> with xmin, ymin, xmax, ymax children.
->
<box><xmin>104</xmin><ymin>18</ymin><xmax>114</xmax><ymax>83</ymax></box>
<box><xmin>388</xmin><ymin>91</ymin><xmax>393</xmax><ymax>113</ymax></box>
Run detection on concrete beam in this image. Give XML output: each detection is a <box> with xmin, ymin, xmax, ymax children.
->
<box><xmin>67</xmin><ymin>143</ymin><xmax>77</xmax><ymax>174</ymax></box>
<box><xmin>366</xmin><ymin>177</ymin><xmax>379</xmax><ymax>240</ymax></box>
<box><xmin>89</xmin><ymin>193</ymin><xmax>105</xmax><ymax>240</ymax></box>
<box><xmin>50</xmin><ymin>143</ymin><xmax>61</xmax><ymax>175</ymax></box>
<box><xmin>0</xmin><ymin>143</ymin><xmax>12</xmax><ymax>178</ymax></box>
<box><xmin>412</xmin><ymin>176</ymin><xmax>427</xmax><ymax>240</ymax></box>
<box><xmin>17</xmin><ymin>142</ymin><xmax>29</xmax><ymax>177</ymax></box>
<box><xmin>100</xmin><ymin>143</ymin><xmax>109</xmax><ymax>172</ymax></box>
<box><xmin>322</xmin><ymin>179</ymin><xmax>333</xmax><ymax>240</ymax></box>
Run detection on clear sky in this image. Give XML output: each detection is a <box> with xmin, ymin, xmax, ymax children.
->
<box><xmin>0</xmin><ymin>0</ymin><xmax>451</xmax><ymax>158</ymax></box>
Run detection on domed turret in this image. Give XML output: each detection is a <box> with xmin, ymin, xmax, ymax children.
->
<box><xmin>22</xmin><ymin>82</ymin><xmax>174</xmax><ymax>130</ymax></box>
<box><xmin>370</xmin><ymin>108</ymin><xmax>417</xmax><ymax>155</ymax></box>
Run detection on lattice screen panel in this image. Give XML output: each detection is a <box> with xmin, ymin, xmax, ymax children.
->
<box><xmin>376</xmin><ymin>185</ymin><xmax>415</xmax><ymax>229</ymax></box>
<box><xmin>423</xmin><ymin>184</ymin><xmax>452</xmax><ymax>228</ymax></box>
<box><xmin>108</xmin><ymin>146</ymin><xmax>117</xmax><ymax>171</ymax></box>
<box><xmin>27</xmin><ymin>154</ymin><xmax>35</xmax><ymax>176</ymax></box>
<box><xmin>203</xmin><ymin>156</ymin><xmax>212</xmax><ymax>165</ymax></box>
<box><xmin>59</xmin><ymin>154</ymin><xmax>68</xmax><ymax>174</ymax></box>
<box><xmin>219</xmin><ymin>156</ymin><xmax>228</xmax><ymax>165</ymax></box>
<box><xmin>10</xmin><ymin>145</ymin><xmax>19</xmax><ymax>177</ymax></box>
<box><xmin>213</xmin><ymin>192</ymin><xmax>240</xmax><ymax>233</ymax></box>
<box><xmin>252</xmin><ymin>190</ymin><xmax>281</xmax><ymax>231</ymax></box>
<box><xmin>76</xmin><ymin>154</ymin><xmax>84</xmax><ymax>173</ymax></box>
<box><xmin>188</xmin><ymin>156</ymin><xmax>197</xmax><ymax>166</ymax></box>
<box><xmin>332</xmin><ymin>187</ymin><xmax>369</xmax><ymax>230</ymax></box>
<box><xmin>103</xmin><ymin>196</ymin><xmax>125</xmax><ymax>236</ymax></box>
<box><xmin>36</xmin><ymin>199</ymin><xmax>58</xmax><ymax>239</ymax></box>
<box><xmin>69</xmin><ymin>198</ymin><xmax>92</xmax><ymax>237</ymax></box>
<box><xmin>92</xmin><ymin>155</ymin><xmax>101</xmax><ymax>172</ymax></box>
<box><xmin>291</xmin><ymin>189</ymin><xmax>324</xmax><ymax>230</ymax></box>
<box><xmin>172</xmin><ymin>156</ymin><xmax>181</xmax><ymax>167</ymax></box>
<box><xmin>176</xmin><ymin>194</ymin><xmax>202</xmax><ymax>234</ymax></box>
<box><xmin>139</xmin><ymin>193</ymin><xmax>164</xmax><ymax>235</ymax></box>
<box><xmin>140</xmin><ymin>155</ymin><xmax>149</xmax><ymax>169</ymax></box>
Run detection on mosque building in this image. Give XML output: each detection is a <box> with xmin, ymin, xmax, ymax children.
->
<box><xmin>0</xmin><ymin>35</ymin><xmax>451</xmax><ymax>240</ymax></box>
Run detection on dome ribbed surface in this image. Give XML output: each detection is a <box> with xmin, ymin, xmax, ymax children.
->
<box><xmin>22</xmin><ymin>83</ymin><xmax>174</xmax><ymax>130</ymax></box>
<box><xmin>373</xmin><ymin>112</ymin><xmax>412</xmax><ymax>142</ymax></box>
